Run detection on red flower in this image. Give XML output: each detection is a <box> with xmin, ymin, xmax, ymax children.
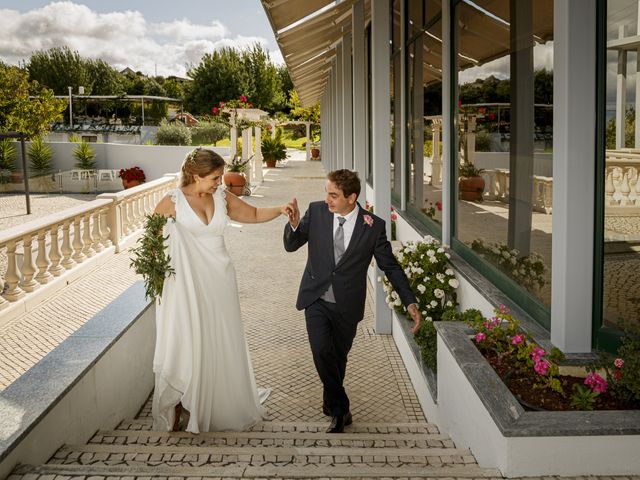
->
<box><xmin>212</xmin><ymin>106</ymin><xmax>219</xmax><ymax>115</ymax></box>
<box><xmin>435</xmin><ymin>201</ymin><xmax>442</xmax><ymax>211</ymax></box>
<box><xmin>118</xmin><ymin>166</ymin><xmax>146</xmax><ymax>182</ymax></box>
<box><xmin>219</xmin><ymin>101</ymin><xmax>225</xmax><ymax>108</ymax></box>
<box><xmin>488</xmin><ymin>112</ymin><xmax>495</xmax><ymax>121</ymax></box>
<box><xmin>239</xmin><ymin>95</ymin><xmax>248</xmax><ymax>103</ymax></box>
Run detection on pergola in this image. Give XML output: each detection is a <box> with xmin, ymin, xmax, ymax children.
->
<box><xmin>52</xmin><ymin>94</ymin><xmax>183</xmax><ymax>127</ymax></box>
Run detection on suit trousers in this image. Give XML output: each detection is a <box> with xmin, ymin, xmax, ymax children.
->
<box><xmin>305</xmin><ymin>299</ymin><xmax>358</xmax><ymax>416</ymax></box>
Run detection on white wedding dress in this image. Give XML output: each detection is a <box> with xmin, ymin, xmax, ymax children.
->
<box><xmin>152</xmin><ymin>186</ymin><xmax>269</xmax><ymax>433</ymax></box>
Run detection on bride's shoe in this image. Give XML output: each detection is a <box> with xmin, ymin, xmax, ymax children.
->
<box><xmin>172</xmin><ymin>403</ymin><xmax>183</xmax><ymax>431</ymax></box>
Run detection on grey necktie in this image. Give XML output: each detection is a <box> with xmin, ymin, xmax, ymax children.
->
<box><xmin>322</xmin><ymin>216</ymin><xmax>347</xmax><ymax>303</ymax></box>
<box><xmin>333</xmin><ymin>216</ymin><xmax>347</xmax><ymax>263</ymax></box>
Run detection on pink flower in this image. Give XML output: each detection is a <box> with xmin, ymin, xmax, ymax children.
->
<box><xmin>530</xmin><ymin>347</ymin><xmax>546</xmax><ymax>363</ymax></box>
<box><xmin>534</xmin><ymin>359</ymin><xmax>550</xmax><ymax>376</ymax></box>
<box><xmin>219</xmin><ymin>101</ymin><xmax>225</xmax><ymax>107</ymax></box>
<box><xmin>483</xmin><ymin>320</ymin><xmax>496</xmax><ymax>330</ymax></box>
<box><xmin>365</xmin><ymin>201</ymin><xmax>371</xmax><ymax>210</ymax></box>
<box><xmin>584</xmin><ymin>372</ymin><xmax>608</xmax><ymax>394</ymax></box>
<box><xmin>363</xmin><ymin>214</ymin><xmax>374</xmax><ymax>227</ymax></box>
<box><xmin>239</xmin><ymin>95</ymin><xmax>248</xmax><ymax>103</ymax></box>
<box><xmin>499</xmin><ymin>304</ymin><xmax>508</xmax><ymax>314</ymax></box>
<box><xmin>511</xmin><ymin>334</ymin><xmax>524</xmax><ymax>345</ymax></box>
<box><xmin>391</xmin><ymin>212</ymin><xmax>398</xmax><ymax>221</ymax></box>
<box><xmin>475</xmin><ymin>332</ymin><xmax>486</xmax><ymax>343</ymax></box>
<box><xmin>614</xmin><ymin>358</ymin><xmax>624</xmax><ymax>369</ymax></box>
<box><xmin>212</xmin><ymin>106</ymin><xmax>219</xmax><ymax>115</ymax></box>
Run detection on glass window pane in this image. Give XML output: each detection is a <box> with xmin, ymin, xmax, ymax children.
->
<box><xmin>603</xmin><ymin>0</ymin><xmax>640</xmax><ymax>331</ymax></box>
<box><xmin>454</xmin><ymin>0</ymin><xmax>554</xmax><ymax>311</ymax></box>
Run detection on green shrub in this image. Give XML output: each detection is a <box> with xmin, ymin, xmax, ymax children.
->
<box><xmin>191</xmin><ymin>121</ymin><xmax>228</xmax><ymax>145</ymax></box>
<box><xmin>475</xmin><ymin>132</ymin><xmax>492</xmax><ymax>152</ymax></box>
<box><xmin>27</xmin><ymin>137</ymin><xmax>53</xmax><ymax>178</ymax></box>
<box><xmin>74</xmin><ymin>141</ymin><xmax>96</xmax><ymax>170</ymax></box>
<box><xmin>261</xmin><ymin>128</ymin><xmax>287</xmax><ymax>163</ymax></box>
<box><xmin>0</xmin><ymin>139</ymin><xmax>17</xmax><ymax>172</ymax></box>
<box><xmin>155</xmin><ymin>119</ymin><xmax>192</xmax><ymax>146</ymax></box>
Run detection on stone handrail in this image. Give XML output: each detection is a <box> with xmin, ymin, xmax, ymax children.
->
<box><xmin>482</xmin><ymin>169</ymin><xmax>553</xmax><ymax>214</ymax></box>
<box><xmin>605</xmin><ymin>149</ymin><xmax>640</xmax><ymax>210</ymax></box>
<box><xmin>0</xmin><ymin>174</ymin><xmax>177</xmax><ymax>311</ymax></box>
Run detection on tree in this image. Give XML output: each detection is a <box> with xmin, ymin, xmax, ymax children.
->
<box><xmin>28</xmin><ymin>46</ymin><xmax>91</xmax><ymax>95</ymax></box>
<box><xmin>87</xmin><ymin>59</ymin><xmax>125</xmax><ymax>96</ymax></box>
<box><xmin>184</xmin><ymin>47</ymin><xmax>244</xmax><ymax>115</ymax></box>
<box><xmin>288</xmin><ymin>90</ymin><xmax>320</xmax><ymax>123</ymax></box>
<box><xmin>163</xmin><ymin>77</ymin><xmax>186</xmax><ymax>100</ymax></box>
<box><xmin>240</xmin><ymin>44</ymin><xmax>282</xmax><ymax>111</ymax></box>
<box><xmin>0</xmin><ymin>64</ymin><xmax>66</xmax><ymax>139</ymax></box>
<box><xmin>28</xmin><ymin>136</ymin><xmax>53</xmax><ymax>177</ymax></box>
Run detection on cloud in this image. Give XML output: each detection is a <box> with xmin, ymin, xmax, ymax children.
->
<box><xmin>0</xmin><ymin>1</ymin><xmax>275</xmax><ymax>77</ymax></box>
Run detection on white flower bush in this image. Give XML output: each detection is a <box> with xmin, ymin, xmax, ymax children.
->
<box><xmin>470</xmin><ymin>238</ymin><xmax>547</xmax><ymax>292</ymax></box>
<box><xmin>381</xmin><ymin>235</ymin><xmax>459</xmax><ymax>370</ymax></box>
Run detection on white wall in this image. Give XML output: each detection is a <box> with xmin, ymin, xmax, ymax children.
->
<box><xmin>9</xmin><ymin>142</ymin><xmax>231</xmax><ymax>181</ymax></box>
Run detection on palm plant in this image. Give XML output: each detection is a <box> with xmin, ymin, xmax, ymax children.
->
<box><xmin>28</xmin><ymin>137</ymin><xmax>53</xmax><ymax>178</ymax></box>
<box><xmin>74</xmin><ymin>141</ymin><xmax>96</xmax><ymax>170</ymax></box>
<box><xmin>261</xmin><ymin>128</ymin><xmax>287</xmax><ymax>165</ymax></box>
<box><xmin>0</xmin><ymin>139</ymin><xmax>17</xmax><ymax>184</ymax></box>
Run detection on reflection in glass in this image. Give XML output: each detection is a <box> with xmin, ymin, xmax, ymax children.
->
<box><xmin>454</xmin><ymin>0</ymin><xmax>554</xmax><ymax>310</ymax></box>
<box><xmin>603</xmin><ymin>0</ymin><xmax>640</xmax><ymax>331</ymax></box>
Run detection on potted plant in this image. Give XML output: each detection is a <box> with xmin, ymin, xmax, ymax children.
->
<box><xmin>74</xmin><ymin>141</ymin><xmax>97</xmax><ymax>171</ymax></box>
<box><xmin>118</xmin><ymin>166</ymin><xmax>146</xmax><ymax>189</ymax></box>
<box><xmin>458</xmin><ymin>162</ymin><xmax>485</xmax><ymax>201</ymax></box>
<box><xmin>28</xmin><ymin>137</ymin><xmax>55</xmax><ymax>192</ymax></box>
<box><xmin>261</xmin><ymin>128</ymin><xmax>287</xmax><ymax>168</ymax></box>
<box><xmin>224</xmin><ymin>156</ymin><xmax>250</xmax><ymax>196</ymax></box>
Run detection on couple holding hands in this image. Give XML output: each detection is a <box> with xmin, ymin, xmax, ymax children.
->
<box><xmin>152</xmin><ymin>148</ymin><xmax>420</xmax><ymax>434</ymax></box>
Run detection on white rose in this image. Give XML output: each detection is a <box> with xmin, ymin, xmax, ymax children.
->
<box><xmin>445</xmin><ymin>253</ymin><xmax>451</xmax><ymax>259</ymax></box>
<box><xmin>502</xmin><ymin>251</ymin><xmax>510</xmax><ymax>259</ymax></box>
<box><xmin>436</xmin><ymin>273</ymin><xmax>445</xmax><ymax>282</ymax></box>
<box><xmin>437</xmin><ymin>247</ymin><xmax>444</xmax><ymax>253</ymax></box>
<box><xmin>510</xmin><ymin>257</ymin><xmax>517</xmax><ymax>265</ymax></box>
<box><xmin>449</xmin><ymin>279</ymin><xmax>459</xmax><ymax>289</ymax></box>
<box><xmin>491</xmin><ymin>247</ymin><xmax>500</xmax><ymax>255</ymax></box>
<box><xmin>417</xmin><ymin>284</ymin><xmax>426</xmax><ymax>294</ymax></box>
<box><xmin>429</xmin><ymin>257</ymin><xmax>437</xmax><ymax>264</ymax></box>
<box><xmin>422</xmin><ymin>311</ymin><xmax>428</xmax><ymax>316</ymax></box>
<box><xmin>430</xmin><ymin>300</ymin><xmax>438</xmax><ymax>307</ymax></box>
<box><xmin>445</xmin><ymin>268</ymin><xmax>454</xmax><ymax>276</ymax></box>
<box><xmin>446</xmin><ymin>301</ymin><xmax>453</xmax><ymax>307</ymax></box>
<box><xmin>434</xmin><ymin>289</ymin><xmax>444</xmax><ymax>299</ymax></box>
<box><xmin>427</xmin><ymin>249</ymin><xmax>435</xmax><ymax>257</ymax></box>
<box><xmin>426</xmin><ymin>316</ymin><xmax>433</xmax><ymax>322</ymax></box>
<box><xmin>394</xmin><ymin>298</ymin><xmax>402</xmax><ymax>306</ymax></box>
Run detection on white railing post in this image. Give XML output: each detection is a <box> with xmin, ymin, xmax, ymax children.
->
<box><xmin>48</xmin><ymin>224</ymin><xmax>65</xmax><ymax>277</ymax></box>
<box><xmin>35</xmin><ymin>230</ymin><xmax>53</xmax><ymax>284</ymax></box>
<box><xmin>20</xmin><ymin>235</ymin><xmax>39</xmax><ymax>292</ymax></box>
<box><xmin>4</xmin><ymin>241</ymin><xmax>24</xmax><ymax>301</ymax></box>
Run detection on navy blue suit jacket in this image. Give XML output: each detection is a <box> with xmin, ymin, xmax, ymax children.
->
<box><xmin>283</xmin><ymin>201</ymin><xmax>417</xmax><ymax>322</ymax></box>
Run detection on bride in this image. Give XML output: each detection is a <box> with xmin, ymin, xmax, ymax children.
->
<box><xmin>152</xmin><ymin>147</ymin><xmax>293</xmax><ymax>433</ymax></box>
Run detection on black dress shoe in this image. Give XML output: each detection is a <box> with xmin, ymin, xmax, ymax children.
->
<box><xmin>326</xmin><ymin>411</ymin><xmax>352</xmax><ymax>433</ymax></box>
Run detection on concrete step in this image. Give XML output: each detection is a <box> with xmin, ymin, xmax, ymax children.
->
<box><xmin>89</xmin><ymin>428</ymin><xmax>453</xmax><ymax>449</ymax></box>
<box><xmin>116</xmin><ymin>418</ymin><xmax>443</xmax><ymax>434</ymax></box>
<box><xmin>49</xmin><ymin>442</ymin><xmax>475</xmax><ymax>467</ymax></box>
<box><xmin>12</xmin><ymin>462</ymin><xmax>501</xmax><ymax>479</ymax></box>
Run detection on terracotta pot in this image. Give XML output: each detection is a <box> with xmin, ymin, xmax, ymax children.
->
<box><xmin>122</xmin><ymin>179</ymin><xmax>143</xmax><ymax>189</ymax></box>
<box><xmin>311</xmin><ymin>148</ymin><xmax>320</xmax><ymax>159</ymax></box>
<box><xmin>458</xmin><ymin>176</ymin><xmax>485</xmax><ymax>201</ymax></box>
<box><xmin>264</xmin><ymin>159</ymin><xmax>277</xmax><ymax>168</ymax></box>
<box><xmin>223</xmin><ymin>172</ymin><xmax>246</xmax><ymax>196</ymax></box>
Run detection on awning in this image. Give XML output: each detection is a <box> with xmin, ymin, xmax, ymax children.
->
<box><xmin>262</xmin><ymin>0</ymin><xmax>553</xmax><ymax>106</ymax></box>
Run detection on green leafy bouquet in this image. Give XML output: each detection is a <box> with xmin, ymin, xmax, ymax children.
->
<box><xmin>130</xmin><ymin>213</ymin><xmax>175</xmax><ymax>302</ymax></box>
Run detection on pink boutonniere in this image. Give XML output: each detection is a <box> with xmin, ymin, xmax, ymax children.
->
<box><xmin>363</xmin><ymin>214</ymin><xmax>374</xmax><ymax>227</ymax></box>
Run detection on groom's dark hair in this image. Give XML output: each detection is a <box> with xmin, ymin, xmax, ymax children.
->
<box><xmin>327</xmin><ymin>169</ymin><xmax>361</xmax><ymax>198</ymax></box>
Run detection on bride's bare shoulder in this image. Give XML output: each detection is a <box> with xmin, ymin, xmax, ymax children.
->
<box><xmin>154</xmin><ymin>193</ymin><xmax>177</xmax><ymax>217</ymax></box>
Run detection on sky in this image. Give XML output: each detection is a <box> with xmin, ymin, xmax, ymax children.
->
<box><xmin>0</xmin><ymin>0</ymin><xmax>283</xmax><ymax>78</ymax></box>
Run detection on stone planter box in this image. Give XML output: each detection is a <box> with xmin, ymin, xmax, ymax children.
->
<box><xmin>392</xmin><ymin>313</ymin><xmax>640</xmax><ymax>477</ymax></box>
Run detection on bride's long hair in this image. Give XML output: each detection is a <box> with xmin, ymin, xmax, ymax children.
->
<box><xmin>179</xmin><ymin>148</ymin><xmax>226</xmax><ymax>187</ymax></box>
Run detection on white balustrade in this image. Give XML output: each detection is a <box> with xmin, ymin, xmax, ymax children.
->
<box><xmin>480</xmin><ymin>169</ymin><xmax>553</xmax><ymax>213</ymax></box>
<box><xmin>605</xmin><ymin>150</ymin><xmax>640</xmax><ymax>211</ymax></box>
<box><xmin>0</xmin><ymin>175</ymin><xmax>177</xmax><ymax>306</ymax></box>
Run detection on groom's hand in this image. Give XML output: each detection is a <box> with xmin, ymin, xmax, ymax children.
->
<box><xmin>288</xmin><ymin>197</ymin><xmax>300</xmax><ymax>228</ymax></box>
<box><xmin>407</xmin><ymin>303</ymin><xmax>421</xmax><ymax>334</ymax></box>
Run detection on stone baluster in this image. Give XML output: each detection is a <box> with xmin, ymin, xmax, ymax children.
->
<box><xmin>619</xmin><ymin>169</ymin><xmax>631</xmax><ymax>206</ymax></box>
<box><xmin>61</xmin><ymin>220</ymin><xmax>75</xmax><ymax>269</ymax></box>
<box><xmin>605</xmin><ymin>168</ymin><xmax>615</xmax><ymax>206</ymax></box>
<box><xmin>72</xmin><ymin>216</ymin><xmax>86</xmax><ymax>263</ymax></box>
<box><xmin>48</xmin><ymin>223</ymin><xmax>65</xmax><ymax>276</ymax></box>
<box><xmin>100</xmin><ymin>207</ymin><xmax>112</xmax><ymax>248</ymax></box>
<box><xmin>484</xmin><ymin>170</ymin><xmax>497</xmax><ymax>200</ymax></box>
<box><xmin>92</xmin><ymin>210</ymin><xmax>104</xmax><ymax>253</ymax></box>
<box><xmin>544</xmin><ymin>180</ymin><xmax>553</xmax><ymax>213</ymax></box>
<box><xmin>82</xmin><ymin>214</ymin><xmax>96</xmax><ymax>257</ymax></box>
<box><xmin>4</xmin><ymin>241</ymin><xmax>25</xmax><ymax>301</ymax></box>
<box><xmin>0</xmin><ymin>275</ymin><xmax>7</xmax><ymax>310</ymax></box>
<box><xmin>122</xmin><ymin>199</ymin><xmax>132</xmax><ymax>235</ymax></box>
<box><xmin>630</xmin><ymin>167</ymin><xmax>639</xmax><ymax>205</ymax></box>
<box><xmin>35</xmin><ymin>230</ymin><xmax>53</xmax><ymax>284</ymax></box>
<box><xmin>20</xmin><ymin>235</ymin><xmax>39</xmax><ymax>292</ymax></box>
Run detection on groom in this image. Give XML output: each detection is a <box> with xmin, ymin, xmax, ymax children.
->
<box><xmin>284</xmin><ymin>169</ymin><xmax>421</xmax><ymax>433</ymax></box>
